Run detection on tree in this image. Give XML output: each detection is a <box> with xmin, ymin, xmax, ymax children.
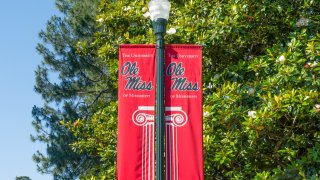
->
<box><xmin>15</xmin><ymin>176</ymin><xmax>31</xmax><ymax>180</ymax></box>
<box><xmin>31</xmin><ymin>0</ymin><xmax>107</xmax><ymax>179</ymax></box>
<box><xmin>65</xmin><ymin>103</ymin><xmax>117</xmax><ymax>179</ymax></box>
<box><xmin>203</xmin><ymin>29</ymin><xmax>320</xmax><ymax>179</ymax></box>
<box><xmin>41</xmin><ymin>0</ymin><xmax>320</xmax><ymax>178</ymax></box>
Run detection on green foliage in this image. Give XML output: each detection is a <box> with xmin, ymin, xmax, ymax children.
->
<box><xmin>15</xmin><ymin>176</ymin><xmax>31</xmax><ymax>180</ymax></box>
<box><xmin>32</xmin><ymin>0</ymin><xmax>105</xmax><ymax>179</ymax></box>
<box><xmin>64</xmin><ymin>102</ymin><xmax>117</xmax><ymax>179</ymax></box>
<box><xmin>74</xmin><ymin>0</ymin><xmax>319</xmax><ymax>178</ymax></box>
<box><xmin>36</xmin><ymin>0</ymin><xmax>320</xmax><ymax>178</ymax></box>
<box><xmin>203</xmin><ymin>30</ymin><xmax>320</xmax><ymax>178</ymax></box>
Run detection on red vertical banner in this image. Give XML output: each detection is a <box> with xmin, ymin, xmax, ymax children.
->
<box><xmin>165</xmin><ymin>45</ymin><xmax>203</xmax><ymax>180</ymax></box>
<box><xmin>118</xmin><ymin>44</ymin><xmax>203</xmax><ymax>180</ymax></box>
<box><xmin>118</xmin><ymin>45</ymin><xmax>156</xmax><ymax>180</ymax></box>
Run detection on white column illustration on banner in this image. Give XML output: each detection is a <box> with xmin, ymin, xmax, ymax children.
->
<box><xmin>165</xmin><ymin>107</ymin><xmax>188</xmax><ymax>180</ymax></box>
<box><xmin>132</xmin><ymin>106</ymin><xmax>155</xmax><ymax>180</ymax></box>
<box><xmin>132</xmin><ymin>106</ymin><xmax>188</xmax><ymax>180</ymax></box>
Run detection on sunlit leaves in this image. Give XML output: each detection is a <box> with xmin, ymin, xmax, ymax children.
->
<box><xmin>65</xmin><ymin>0</ymin><xmax>320</xmax><ymax>178</ymax></box>
<box><xmin>204</xmin><ymin>28</ymin><xmax>320</xmax><ymax>178</ymax></box>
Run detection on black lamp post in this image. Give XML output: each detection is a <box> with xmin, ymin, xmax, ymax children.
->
<box><xmin>148</xmin><ymin>0</ymin><xmax>171</xmax><ymax>179</ymax></box>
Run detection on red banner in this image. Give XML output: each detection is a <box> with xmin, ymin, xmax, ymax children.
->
<box><xmin>118</xmin><ymin>45</ymin><xmax>156</xmax><ymax>180</ymax></box>
<box><xmin>165</xmin><ymin>45</ymin><xmax>203</xmax><ymax>180</ymax></box>
<box><xmin>117</xmin><ymin>45</ymin><xmax>203</xmax><ymax>180</ymax></box>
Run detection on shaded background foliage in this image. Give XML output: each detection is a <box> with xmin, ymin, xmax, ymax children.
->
<box><xmin>34</xmin><ymin>0</ymin><xmax>320</xmax><ymax>179</ymax></box>
<box><xmin>32</xmin><ymin>0</ymin><xmax>106</xmax><ymax>179</ymax></box>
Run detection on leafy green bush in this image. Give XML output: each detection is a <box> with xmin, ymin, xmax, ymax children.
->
<box><xmin>64</xmin><ymin>102</ymin><xmax>117</xmax><ymax>179</ymax></box>
<box><xmin>63</xmin><ymin>0</ymin><xmax>320</xmax><ymax>178</ymax></box>
<box><xmin>203</xmin><ymin>30</ymin><xmax>320</xmax><ymax>179</ymax></box>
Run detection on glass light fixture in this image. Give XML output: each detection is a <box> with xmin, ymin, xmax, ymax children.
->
<box><xmin>148</xmin><ymin>0</ymin><xmax>171</xmax><ymax>21</ymax></box>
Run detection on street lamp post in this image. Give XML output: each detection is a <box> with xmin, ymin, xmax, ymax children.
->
<box><xmin>148</xmin><ymin>0</ymin><xmax>171</xmax><ymax>179</ymax></box>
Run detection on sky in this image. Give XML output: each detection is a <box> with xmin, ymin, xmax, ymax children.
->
<box><xmin>0</xmin><ymin>0</ymin><xmax>58</xmax><ymax>179</ymax></box>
